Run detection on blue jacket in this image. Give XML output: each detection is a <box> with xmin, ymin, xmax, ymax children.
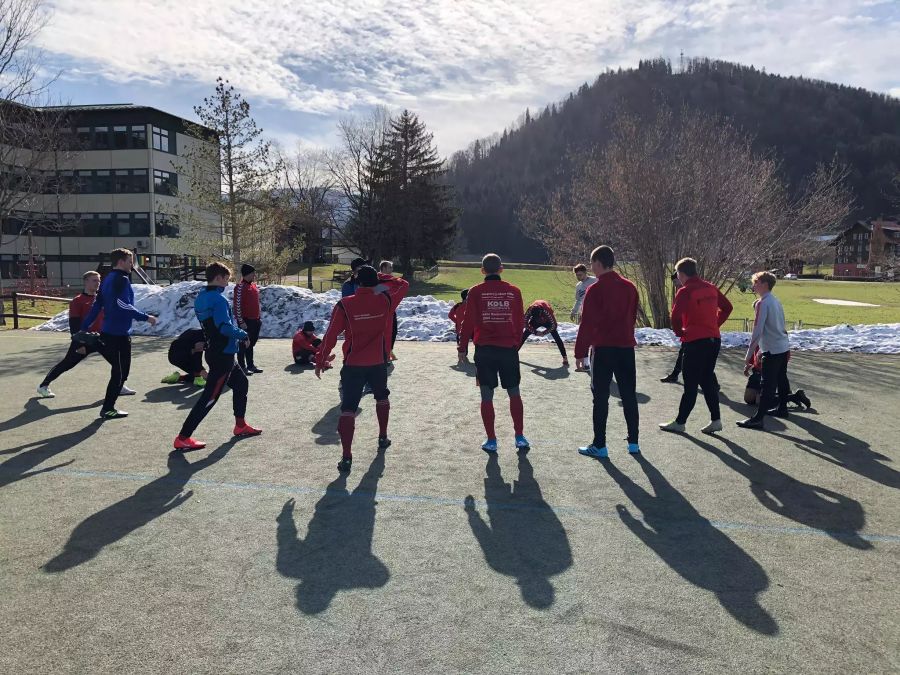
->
<box><xmin>195</xmin><ymin>286</ymin><xmax>248</xmax><ymax>356</ymax></box>
<box><xmin>341</xmin><ymin>277</ymin><xmax>358</xmax><ymax>297</ymax></box>
<box><xmin>82</xmin><ymin>269</ymin><xmax>149</xmax><ymax>336</ymax></box>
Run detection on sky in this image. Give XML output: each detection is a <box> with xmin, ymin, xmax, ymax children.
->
<box><xmin>35</xmin><ymin>0</ymin><xmax>900</xmax><ymax>156</ymax></box>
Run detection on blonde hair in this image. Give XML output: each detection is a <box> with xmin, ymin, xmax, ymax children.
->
<box><xmin>752</xmin><ymin>271</ymin><xmax>777</xmax><ymax>290</ymax></box>
<box><xmin>82</xmin><ymin>270</ymin><xmax>100</xmax><ymax>281</ymax></box>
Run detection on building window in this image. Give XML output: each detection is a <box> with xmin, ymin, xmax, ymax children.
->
<box><xmin>76</xmin><ymin>127</ymin><xmax>91</xmax><ymax>147</ymax></box>
<box><xmin>113</xmin><ymin>126</ymin><xmax>129</xmax><ymax>149</ymax></box>
<box><xmin>131</xmin><ymin>125</ymin><xmax>147</xmax><ymax>149</ymax></box>
<box><xmin>94</xmin><ymin>126</ymin><xmax>111</xmax><ymax>149</ymax></box>
<box><xmin>94</xmin><ymin>170</ymin><xmax>112</xmax><ymax>193</ymax></box>
<box><xmin>113</xmin><ymin>169</ymin><xmax>148</xmax><ymax>193</ymax></box>
<box><xmin>152</xmin><ymin>126</ymin><xmax>171</xmax><ymax>153</ymax></box>
<box><xmin>153</xmin><ymin>169</ymin><xmax>177</xmax><ymax>195</ymax></box>
<box><xmin>155</xmin><ymin>215</ymin><xmax>179</xmax><ymax>237</ymax></box>
<box><xmin>132</xmin><ymin>213</ymin><xmax>150</xmax><ymax>237</ymax></box>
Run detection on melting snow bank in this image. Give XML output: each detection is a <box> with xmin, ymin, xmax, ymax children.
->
<box><xmin>31</xmin><ymin>281</ymin><xmax>900</xmax><ymax>354</ymax></box>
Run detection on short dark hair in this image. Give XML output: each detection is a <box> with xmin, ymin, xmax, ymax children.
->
<box><xmin>676</xmin><ymin>257</ymin><xmax>698</xmax><ymax>277</ymax></box>
<box><xmin>573</xmin><ymin>263</ymin><xmax>587</xmax><ymax>274</ymax></box>
<box><xmin>460</xmin><ymin>289</ymin><xmax>469</xmax><ymax>301</ymax></box>
<box><xmin>590</xmin><ymin>246</ymin><xmax>615</xmax><ymax>268</ymax></box>
<box><xmin>356</xmin><ymin>265</ymin><xmax>378</xmax><ymax>287</ymax></box>
<box><xmin>110</xmin><ymin>248</ymin><xmax>132</xmax><ymax>266</ymax></box>
<box><xmin>205</xmin><ymin>261</ymin><xmax>232</xmax><ymax>282</ymax></box>
<box><xmin>350</xmin><ymin>257</ymin><xmax>369</xmax><ymax>271</ymax></box>
<box><xmin>482</xmin><ymin>253</ymin><xmax>502</xmax><ymax>274</ymax></box>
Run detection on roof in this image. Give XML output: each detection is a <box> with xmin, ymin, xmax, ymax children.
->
<box><xmin>34</xmin><ymin>104</ymin><xmax>138</xmax><ymax>111</ymax></box>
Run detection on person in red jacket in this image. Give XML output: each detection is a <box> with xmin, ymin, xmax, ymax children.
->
<box><xmin>292</xmin><ymin>320</ymin><xmax>326</xmax><ymax>366</ymax></box>
<box><xmin>448</xmin><ymin>289</ymin><xmax>469</xmax><ymax>357</ymax></box>
<box><xmin>457</xmin><ymin>253</ymin><xmax>529</xmax><ymax>454</ymax></box>
<box><xmin>316</xmin><ymin>265</ymin><xmax>409</xmax><ymax>473</ymax></box>
<box><xmin>379</xmin><ymin>260</ymin><xmax>399</xmax><ymax>361</ymax></box>
<box><xmin>574</xmin><ymin>246</ymin><xmax>640</xmax><ymax>459</ymax></box>
<box><xmin>520</xmin><ymin>299</ymin><xmax>568</xmax><ymax>366</ymax></box>
<box><xmin>235</xmin><ymin>263</ymin><xmax>262</xmax><ymax>374</ymax></box>
<box><xmin>659</xmin><ymin>257</ymin><xmax>733</xmax><ymax>435</ymax></box>
<box><xmin>37</xmin><ymin>270</ymin><xmax>105</xmax><ymax>398</ymax></box>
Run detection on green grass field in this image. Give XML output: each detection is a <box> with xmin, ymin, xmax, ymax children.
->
<box><xmin>409</xmin><ymin>267</ymin><xmax>900</xmax><ymax>327</ymax></box>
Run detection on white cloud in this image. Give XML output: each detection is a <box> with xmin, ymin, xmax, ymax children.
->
<box><xmin>40</xmin><ymin>0</ymin><xmax>900</xmax><ymax>154</ymax></box>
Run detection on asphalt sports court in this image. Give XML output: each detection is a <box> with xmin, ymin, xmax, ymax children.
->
<box><xmin>1</xmin><ymin>333</ymin><xmax>898</xmax><ymax>674</ymax></box>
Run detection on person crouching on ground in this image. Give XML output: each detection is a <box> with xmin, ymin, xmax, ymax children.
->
<box><xmin>161</xmin><ymin>328</ymin><xmax>208</xmax><ymax>386</ymax></box>
<box><xmin>292</xmin><ymin>320</ymin><xmax>328</xmax><ymax>367</ymax></box>
<box><xmin>316</xmin><ymin>265</ymin><xmax>409</xmax><ymax>473</ymax></box>
<box><xmin>743</xmin><ymin>346</ymin><xmax>811</xmax><ymax>409</ymax></box>
<box><xmin>520</xmin><ymin>299</ymin><xmax>569</xmax><ymax>367</ymax></box>
<box><xmin>173</xmin><ymin>262</ymin><xmax>262</xmax><ymax>451</ymax></box>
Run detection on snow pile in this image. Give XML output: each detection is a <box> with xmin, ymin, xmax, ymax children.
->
<box><xmin>32</xmin><ymin>282</ymin><xmax>900</xmax><ymax>353</ymax></box>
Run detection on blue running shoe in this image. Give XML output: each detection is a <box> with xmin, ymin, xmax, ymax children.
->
<box><xmin>578</xmin><ymin>444</ymin><xmax>608</xmax><ymax>459</ymax></box>
<box><xmin>481</xmin><ymin>438</ymin><xmax>498</xmax><ymax>453</ymax></box>
<box><xmin>627</xmin><ymin>442</ymin><xmax>641</xmax><ymax>455</ymax></box>
<box><xmin>515</xmin><ymin>435</ymin><xmax>530</xmax><ymax>452</ymax></box>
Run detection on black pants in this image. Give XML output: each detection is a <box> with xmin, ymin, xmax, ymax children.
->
<box><xmin>169</xmin><ymin>348</ymin><xmax>204</xmax><ymax>375</ymax></box>
<box><xmin>669</xmin><ymin>344</ymin><xmax>685</xmax><ymax>377</ymax></box>
<box><xmin>391</xmin><ymin>313</ymin><xmax>398</xmax><ymax>350</ymax></box>
<box><xmin>520</xmin><ymin>327</ymin><xmax>567</xmax><ymax>360</ymax></box>
<box><xmin>340</xmin><ymin>364</ymin><xmax>389</xmax><ymax>412</ymax></box>
<box><xmin>590</xmin><ymin>347</ymin><xmax>639</xmax><ymax>447</ymax></box>
<box><xmin>237</xmin><ymin>318</ymin><xmax>262</xmax><ymax>370</ymax></box>
<box><xmin>41</xmin><ymin>342</ymin><xmax>96</xmax><ymax>387</ymax></box>
<box><xmin>99</xmin><ymin>334</ymin><xmax>131</xmax><ymax>413</ymax></box>
<box><xmin>676</xmin><ymin>338</ymin><xmax>721</xmax><ymax>424</ymax></box>
<box><xmin>754</xmin><ymin>350</ymin><xmax>791</xmax><ymax>420</ymax></box>
<box><xmin>179</xmin><ymin>354</ymin><xmax>248</xmax><ymax>437</ymax></box>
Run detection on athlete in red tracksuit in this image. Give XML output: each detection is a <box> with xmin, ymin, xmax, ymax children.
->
<box><xmin>292</xmin><ymin>321</ymin><xmax>326</xmax><ymax>366</ymax></box>
<box><xmin>521</xmin><ymin>299</ymin><xmax>568</xmax><ymax>365</ymax></box>
<box><xmin>234</xmin><ymin>263</ymin><xmax>262</xmax><ymax>374</ymax></box>
<box><xmin>448</xmin><ymin>289</ymin><xmax>469</xmax><ymax>356</ymax></box>
<box><xmin>457</xmin><ymin>253</ymin><xmax>528</xmax><ymax>453</ymax></box>
<box><xmin>317</xmin><ymin>265</ymin><xmax>409</xmax><ymax>473</ymax></box>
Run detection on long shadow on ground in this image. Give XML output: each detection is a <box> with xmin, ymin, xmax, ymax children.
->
<box><xmin>42</xmin><ymin>440</ymin><xmax>237</xmax><ymax>573</ymax></box>
<box><xmin>0</xmin><ymin>398</ymin><xmax>102</xmax><ymax>435</ymax></box>
<box><xmin>0</xmin><ymin>419</ymin><xmax>102</xmax><ymax>488</ymax></box>
<box><xmin>600</xmin><ymin>455</ymin><xmax>778</xmax><ymax>636</ymax></box>
<box><xmin>464</xmin><ymin>453</ymin><xmax>573</xmax><ymax>610</ymax></box>
<box><xmin>276</xmin><ymin>453</ymin><xmax>389</xmax><ymax>614</ymax></box>
<box><xmin>687</xmin><ymin>435</ymin><xmax>873</xmax><ymax>549</ymax></box>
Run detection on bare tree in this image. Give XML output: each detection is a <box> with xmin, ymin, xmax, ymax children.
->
<box><xmin>277</xmin><ymin>144</ymin><xmax>337</xmax><ymax>288</ymax></box>
<box><xmin>325</xmin><ymin>105</ymin><xmax>391</xmax><ymax>260</ymax></box>
<box><xmin>521</xmin><ymin>107</ymin><xmax>853</xmax><ymax>328</ymax></box>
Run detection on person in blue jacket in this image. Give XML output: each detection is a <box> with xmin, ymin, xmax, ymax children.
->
<box><xmin>81</xmin><ymin>248</ymin><xmax>158</xmax><ymax>419</ymax></box>
<box><xmin>173</xmin><ymin>261</ymin><xmax>262</xmax><ymax>451</ymax></box>
<box><xmin>341</xmin><ymin>257</ymin><xmax>369</xmax><ymax>297</ymax></box>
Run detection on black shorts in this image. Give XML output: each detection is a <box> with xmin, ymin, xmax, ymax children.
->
<box><xmin>474</xmin><ymin>345</ymin><xmax>520</xmax><ymax>390</ymax></box>
<box><xmin>340</xmin><ymin>364</ymin><xmax>390</xmax><ymax>411</ymax></box>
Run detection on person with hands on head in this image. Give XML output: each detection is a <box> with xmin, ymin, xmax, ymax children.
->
<box><xmin>316</xmin><ymin>265</ymin><xmax>409</xmax><ymax>473</ymax></box>
<box><xmin>80</xmin><ymin>248</ymin><xmax>158</xmax><ymax>419</ymax></box>
<box><xmin>173</xmin><ymin>261</ymin><xmax>261</xmax><ymax>451</ymax></box>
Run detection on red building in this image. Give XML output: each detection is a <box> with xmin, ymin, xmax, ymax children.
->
<box><xmin>833</xmin><ymin>219</ymin><xmax>900</xmax><ymax>279</ymax></box>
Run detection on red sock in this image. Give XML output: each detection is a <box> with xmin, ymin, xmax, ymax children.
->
<box><xmin>337</xmin><ymin>412</ymin><xmax>355</xmax><ymax>458</ymax></box>
<box><xmin>480</xmin><ymin>401</ymin><xmax>496</xmax><ymax>439</ymax></box>
<box><xmin>376</xmin><ymin>399</ymin><xmax>390</xmax><ymax>438</ymax></box>
<box><xmin>509</xmin><ymin>395</ymin><xmax>524</xmax><ymax>436</ymax></box>
<box><xmin>235</xmin><ymin>417</ymin><xmax>245</xmax><ymax>427</ymax></box>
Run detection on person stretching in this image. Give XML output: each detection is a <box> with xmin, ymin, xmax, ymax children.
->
<box><xmin>81</xmin><ymin>248</ymin><xmax>158</xmax><ymax>419</ymax></box>
<box><xmin>37</xmin><ymin>271</ymin><xmax>105</xmax><ymax>398</ymax></box>
<box><xmin>520</xmin><ymin>299</ymin><xmax>568</xmax><ymax>366</ymax></box>
<box><xmin>161</xmin><ymin>328</ymin><xmax>208</xmax><ymax>386</ymax></box>
<box><xmin>174</xmin><ymin>262</ymin><xmax>262</xmax><ymax>451</ymax></box>
<box><xmin>458</xmin><ymin>253</ymin><xmax>529</xmax><ymax>454</ymax></box>
<box><xmin>316</xmin><ymin>265</ymin><xmax>409</xmax><ymax>473</ymax></box>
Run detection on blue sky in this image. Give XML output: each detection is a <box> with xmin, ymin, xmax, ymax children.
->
<box><xmin>37</xmin><ymin>0</ymin><xmax>900</xmax><ymax>156</ymax></box>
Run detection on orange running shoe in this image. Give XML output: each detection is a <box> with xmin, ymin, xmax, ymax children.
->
<box><xmin>173</xmin><ymin>436</ymin><xmax>206</xmax><ymax>451</ymax></box>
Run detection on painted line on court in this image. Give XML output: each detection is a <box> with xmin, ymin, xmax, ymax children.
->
<box><xmin>10</xmin><ymin>465</ymin><xmax>900</xmax><ymax>545</ymax></box>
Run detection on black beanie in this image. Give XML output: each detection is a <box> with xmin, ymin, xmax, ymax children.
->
<box><xmin>302</xmin><ymin>321</ymin><xmax>315</xmax><ymax>332</ymax></box>
<box><xmin>241</xmin><ymin>263</ymin><xmax>255</xmax><ymax>277</ymax></box>
<box><xmin>356</xmin><ymin>265</ymin><xmax>378</xmax><ymax>287</ymax></box>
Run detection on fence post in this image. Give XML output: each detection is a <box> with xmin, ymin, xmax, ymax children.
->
<box><xmin>12</xmin><ymin>292</ymin><xmax>19</xmax><ymax>330</ymax></box>
<box><xmin>742</xmin><ymin>318</ymin><xmax>748</xmax><ymax>332</ymax></box>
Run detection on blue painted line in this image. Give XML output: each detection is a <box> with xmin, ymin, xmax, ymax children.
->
<box><xmin>11</xmin><ymin>465</ymin><xmax>900</xmax><ymax>545</ymax></box>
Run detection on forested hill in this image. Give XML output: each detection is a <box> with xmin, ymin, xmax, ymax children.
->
<box><xmin>446</xmin><ymin>58</ymin><xmax>900</xmax><ymax>261</ymax></box>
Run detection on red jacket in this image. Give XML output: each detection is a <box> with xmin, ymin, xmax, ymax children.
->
<box><xmin>458</xmin><ymin>276</ymin><xmax>524</xmax><ymax>352</ymax></box>
<box><xmin>292</xmin><ymin>330</ymin><xmax>320</xmax><ymax>356</ymax></box>
<box><xmin>524</xmin><ymin>300</ymin><xmax>557</xmax><ymax>333</ymax></box>
<box><xmin>234</xmin><ymin>280</ymin><xmax>261</xmax><ymax>322</ymax></box>
<box><xmin>574</xmin><ymin>272</ymin><xmax>638</xmax><ymax>358</ymax></box>
<box><xmin>448</xmin><ymin>301</ymin><xmax>466</xmax><ymax>333</ymax></box>
<box><xmin>69</xmin><ymin>293</ymin><xmax>103</xmax><ymax>334</ymax></box>
<box><xmin>670</xmin><ymin>276</ymin><xmax>733</xmax><ymax>342</ymax></box>
<box><xmin>318</xmin><ymin>277</ymin><xmax>409</xmax><ymax>367</ymax></box>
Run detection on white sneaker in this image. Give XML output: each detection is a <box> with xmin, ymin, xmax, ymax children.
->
<box><xmin>37</xmin><ymin>385</ymin><xmax>55</xmax><ymax>398</ymax></box>
<box><xmin>119</xmin><ymin>384</ymin><xmax>136</xmax><ymax>395</ymax></box>
<box><xmin>658</xmin><ymin>420</ymin><xmax>686</xmax><ymax>433</ymax></box>
<box><xmin>701</xmin><ymin>419</ymin><xmax>723</xmax><ymax>434</ymax></box>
